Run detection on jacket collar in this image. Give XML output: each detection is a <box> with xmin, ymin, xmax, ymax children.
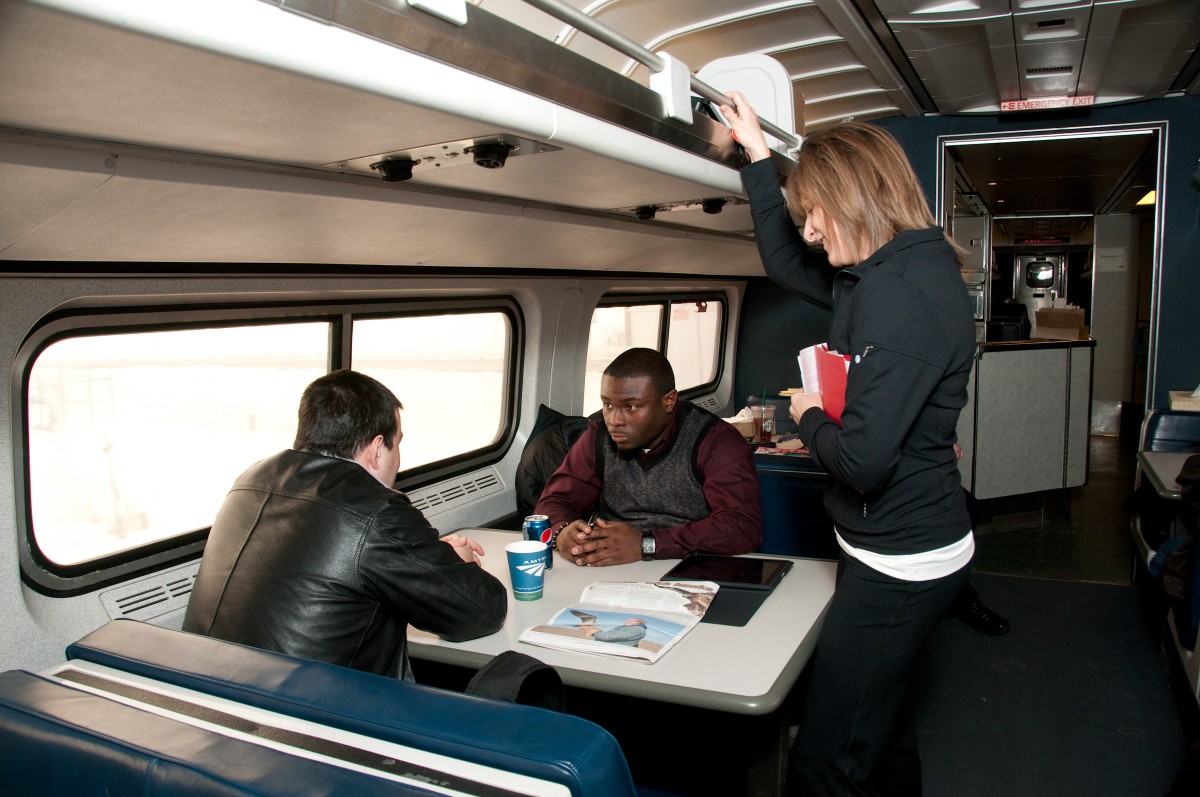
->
<box><xmin>643</xmin><ymin>404</ymin><xmax>684</xmax><ymax>457</ymax></box>
<box><xmin>849</xmin><ymin>227</ymin><xmax>946</xmax><ymax>273</ymax></box>
<box><xmin>834</xmin><ymin>227</ymin><xmax>948</xmax><ymax>289</ymax></box>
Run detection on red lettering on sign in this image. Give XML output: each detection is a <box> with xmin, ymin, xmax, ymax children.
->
<box><xmin>1000</xmin><ymin>96</ymin><xmax>1096</xmax><ymax>111</ymax></box>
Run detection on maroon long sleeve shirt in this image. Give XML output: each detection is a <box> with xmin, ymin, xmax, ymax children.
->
<box><xmin>533</xmin><ymin>411</ymin><xmax>764</xmax><ymax>558</ymax></box>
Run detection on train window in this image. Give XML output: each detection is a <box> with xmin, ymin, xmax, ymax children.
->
<box><xmin>584</xmin><ymin>304</ymin><xmax>663</xmax><ymax>414</ymax></box>
<box><xmin>20</xmin><ymin>299</ymin><xmax>520</xmax><ymax>592</ymax></box>
<box><xmin>666</xmin><ymin>299</ymin><xmax>723</xmax><ymax>390</ymax></box>
<box><xmin>351</xmin><ymin>312</ymin><xmax>512</xmax><ymax>470</ymax></box>
<box><xmin>27</xmin><ymin>323</ymin><xmax>329</xmax><ymax>566</ymax></box>
<box><xmin>583</xmin><ymin>297</ymin><xmax>725</xmax><ymax>415</ymax></box>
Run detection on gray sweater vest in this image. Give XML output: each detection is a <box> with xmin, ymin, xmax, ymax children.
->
<box><xmin>597</xmin><ymin>403</ymin><xmax>715</xmax><ymax>531</ymax></box>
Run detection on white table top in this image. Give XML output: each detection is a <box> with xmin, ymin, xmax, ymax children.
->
<box><xmin>409</xmin><ymin>529</ymin><xmax>837</xmax><ymax>716</ymax></box>
<box><xmin>1138</xmin><ymin>451</ymin><xmax>1192</xmax><ymax>500</ymax></box>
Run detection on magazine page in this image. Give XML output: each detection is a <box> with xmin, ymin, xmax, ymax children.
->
<box><xmin>797</xmin><ymin>344</ymin><xmax>823</xmax><ymax>393</ymax></box>
<box><xmin>517</xmin><ymin>581</ymin><xmax>718</xmax><ymax>664</ymax></box>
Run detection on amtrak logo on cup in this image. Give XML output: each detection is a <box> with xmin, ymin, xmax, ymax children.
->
<box><xmin>505</xmin><ymin>539</ymin><xmax>549</xmax><ymax>601</ymax></box>
<box><xmin>517</xmin><ymin>561</ymin><xmax>546</xmax><ymax>578</ymax></box>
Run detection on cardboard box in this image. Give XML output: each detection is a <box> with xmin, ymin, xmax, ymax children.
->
<box><xmin>1035</xmin><ymin>325</ymin><xmax>1088</xmax><ymax>340</ymax></box>
<box><xmin>1169</xmin><ymin>391</ymin><xmax>1200</xmax><ymax>411</ymax></box>
<box><xmin>1036</xmin><ymin>307</ymin><xmax>1085</xmax><ymax>329</ymax></box>
<box><xmin>1035</xmin><ymin>307</ymin><xmax>1086</xmax><ymax>340</ymax></box>
<box><xmin>726</xmin><ymin>417</ymin><xmax>755</xmax><ymax>439</ymax></box>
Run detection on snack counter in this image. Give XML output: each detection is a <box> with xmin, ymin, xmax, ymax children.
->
<box><xmin>957</xmin><ymin>338</ymin><xmax>1096</xmax><ymax>500</ymax></box>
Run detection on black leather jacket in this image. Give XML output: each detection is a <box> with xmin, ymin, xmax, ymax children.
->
<box><xmin>183</xmin><ymin>449</ymin><xmax>507</xmax><ymax>679</ymax></box>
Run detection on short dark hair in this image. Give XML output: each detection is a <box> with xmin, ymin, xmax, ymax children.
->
<box><xmin>293</xmin><ymin>370</ymin><xmax>403</xmax><ymax>459</ymax></box>
<box><xmin>603</xmin><ymin>348</ymin><xmax>675</xmax><ymax>396</ymax></box>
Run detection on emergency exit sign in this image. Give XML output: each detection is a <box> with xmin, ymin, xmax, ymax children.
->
<box><xmin>1017</xmin><ymin>236</ymin><xmax>1069</xmax><ymax>245</ymax></box>
<box><xmin>1001</xmin><ymin>95</ymin><xmax>1095</xmax><ymax>111</ymax></box>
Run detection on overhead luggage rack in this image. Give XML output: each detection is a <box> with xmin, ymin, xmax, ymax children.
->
<box><xmin>0</xmin><ymin>0</ymin><xmax>783</xmax><ymax>267</ymax></box>
<box><xmin>514</xmin><ymin>0</ymin><xmax>800</xmax><ymax>148</ymax></box>
<box><xmin>265</xmin><ymin>0</ymin><xmax>796</xmax><ymax>169</ymax></box>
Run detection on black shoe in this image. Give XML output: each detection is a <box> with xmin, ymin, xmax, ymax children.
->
<box><xmin>956</xmin><ymin>595</ymin><xmax>1011</xmax><ymax>636</ymax></box>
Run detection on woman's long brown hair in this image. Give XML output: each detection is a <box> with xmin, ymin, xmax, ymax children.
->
<box><xmin>785</xmin><ymin>122</ymin><xmax>967</xmax><ymax>264</ymax></box>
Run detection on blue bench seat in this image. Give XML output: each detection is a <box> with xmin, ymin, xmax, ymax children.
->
<box><xmin>0</xmin><ymin>619</ymin><xmax>640</xmax><ymax>797</ymax></box>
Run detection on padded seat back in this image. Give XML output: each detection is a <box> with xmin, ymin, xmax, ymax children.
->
<box><xmin>1132</xmin><ymin>411</ymin><xmax>1200</xmax><ymax>652</ymax></box>
<box><xmin>516</xmin><ymin>404</ymin><xmax>592</xmax><ymax>517</ymax></box>
<box><xmin>1</xmin><ymin>620</ymin><xmax>637</xmax><ymax>797</ymax></box>
<box><xmin>0</xmin><ymin>669</ymin><xmax>435</xmax><ymax>796</ymax></box>
<box><xmin>1140</xmin><ymin>409</ymin><xmax>1200</xmax><ymax>453</ymax></box>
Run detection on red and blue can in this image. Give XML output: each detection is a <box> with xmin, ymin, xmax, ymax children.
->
<box><xmin>523</xmin><ymin>514</ymin><xmax>552</xmax><ymax>570</ymax></box>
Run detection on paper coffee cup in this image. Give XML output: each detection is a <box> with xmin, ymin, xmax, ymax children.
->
<box><xmin>505</xmin><ymin>540</ymin><xmax>548</xmax><ymax>601</ymax></box>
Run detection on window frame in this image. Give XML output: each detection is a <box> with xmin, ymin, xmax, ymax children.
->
<box><xmin>15</xmin><ymin>296</ymin><xmax>523</xmax><ymax>596</ymax></box>
<box><xmin>590</xmin><ymin>291</ymin><xmax>728</xmax><ymax>399</ymax></box>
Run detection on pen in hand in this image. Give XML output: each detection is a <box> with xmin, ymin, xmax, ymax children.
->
<box><xmin>576</xmin><ymin>512</ymin><xmax>598</xmax><ymax>543</ymax></box>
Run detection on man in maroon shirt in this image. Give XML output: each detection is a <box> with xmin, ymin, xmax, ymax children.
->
<box><xmin>535</xmin><ymin>348</ymin><xmax>763</xmax><ymax>567</ymax></box>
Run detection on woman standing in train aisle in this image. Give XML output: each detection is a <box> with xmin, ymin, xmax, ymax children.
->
<box><xmin>720</xmin><ymin>91</ymin><xmax>977</xmax><ymax>795</ymax></box>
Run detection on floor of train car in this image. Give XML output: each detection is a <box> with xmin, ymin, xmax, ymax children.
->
<box><xmin>417</xmin><ymin>434</ymin><xmax>1198</xmax><ymax>795</ymax></box>
<box><xmin>917</xmin><ymin>433</ymin><xmax>1196</xmax><ymax>797</ymax></box>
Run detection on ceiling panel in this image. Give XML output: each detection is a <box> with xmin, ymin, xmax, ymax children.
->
<box><xmin>475</xmin><ymin>0</ymin><xmax>1190</xmax><ymax>247</ymax></box>
<box><xmin>476</xmin><ymin>0</ymin><xmax>1197</xmax><ymax>139</ymax></box>
<box><xmin>892</xmin><ymin>20</ymin><xmax>1009</xmax><ymax>111</ymax></box>
<box><xmin>1091</xmin><ymin>0</ymin><xmax>1200</xmax><ymax>99</ymax></box>
<box><xmin>623</xmin><ymin>7</ymin><xmax>846</xmax><ymax>81</ymax></box>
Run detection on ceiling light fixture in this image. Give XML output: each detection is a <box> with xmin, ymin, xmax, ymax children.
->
<box><xmin>1136</xmin><ymin>190</ymin><xmax>1156</xmax><ymax>206</ymax></box>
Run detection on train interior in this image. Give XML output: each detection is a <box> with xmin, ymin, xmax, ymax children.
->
<box><xmin>3</xmin><ymin>0</ymin><xmax>1200</xmax><ymax>794</ymax></box>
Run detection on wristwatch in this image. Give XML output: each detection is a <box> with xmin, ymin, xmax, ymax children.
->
<box><xmin>640</xmin><ymin>532</ymin><xmax>656</xmax><ymax>561</ymax></box>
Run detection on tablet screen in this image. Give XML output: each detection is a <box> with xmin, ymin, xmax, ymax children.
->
<box><xmin>661</xmin><ymin>554</ymin><xmax>792</xmax><ymax>590</ymax></box>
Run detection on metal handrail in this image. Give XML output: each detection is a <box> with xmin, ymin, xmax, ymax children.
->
<box><xmin>519</xmin><ymin>0</ymin><xmax>801</xmax><ymax>149</ymax></box>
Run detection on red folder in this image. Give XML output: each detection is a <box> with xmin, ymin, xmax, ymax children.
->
<box><xmin>797</xmin><ymin>343</ymin><xmax>851</xmax><ymax>425</ymax></box>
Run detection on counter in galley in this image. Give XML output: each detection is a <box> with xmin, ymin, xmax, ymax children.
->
<box><xmin>956</xmin><ymin>338</ymin><xmax>1096</xmax><ymax>500</ymax></box>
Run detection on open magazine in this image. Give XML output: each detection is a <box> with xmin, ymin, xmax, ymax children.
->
<box><xmin>517</xmin><ymin>581</ymin><xmax>718</xmax><ymax>664</ymax></box>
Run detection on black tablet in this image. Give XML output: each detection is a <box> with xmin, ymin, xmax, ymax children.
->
<box><xmin>661</xmin><ymin>553</ymin><xmax>792</xmax><ymax>591</ymax></box>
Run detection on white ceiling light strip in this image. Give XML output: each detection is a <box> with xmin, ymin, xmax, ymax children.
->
<box><xmin>618</xmin><ymin>0</ymin><xmax>817</xmax><ymax>76</ymax></box>
<box><xmin>758</xmin><ymin>35</ymin><xmax>845</xmax><ymax>53</ymax></box>
<box><xmin>804</xmin><ymin>88</ymin><xmax>893</xmax><ymax>105</ymax></box>
<box><xmin>806</xmin><ymin>105</ymin><xmax>900</xmax><ymax>127</ymax></box>
<box><xmin>789</xmin><ymin>64</ymin><xmax>869</xmax><ymax>81</ymax></box>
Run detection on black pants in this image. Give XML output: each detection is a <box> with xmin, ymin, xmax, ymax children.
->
<box><xmin>789</xmin><ymin>554</ymin><xmax>971</xmax><ymax>796</ymax></box>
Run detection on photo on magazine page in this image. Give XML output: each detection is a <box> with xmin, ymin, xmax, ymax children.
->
<box><xmin>518</xmin><ymin>580</ymin><xmax>718</xmax><ymax>663</ymax></box>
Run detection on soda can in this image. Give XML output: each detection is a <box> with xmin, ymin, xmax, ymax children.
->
<box><xmin>522</xmin><ymin>514</ymin><xmax>552</xmax><ymax>570</ymax></box>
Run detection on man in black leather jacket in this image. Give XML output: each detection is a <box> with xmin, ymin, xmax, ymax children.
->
<box><xmin>183</xmin><ymin>370</ymin><xmax>507</xmax><ymax>680</ymax></box>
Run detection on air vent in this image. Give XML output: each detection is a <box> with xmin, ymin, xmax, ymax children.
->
<box><xmin>1026</xmin><ymin>66</ymin><xmax>1074</xmax><ymax>78</ymax></box>
<box><xmin>693</xmin><ymin>396</ymin><xmax>722</xmax><ymax>412</ymax></box>
<box><xmin>408</xmin><ymin>467</ymin><xmax>505</xmax><ymax>517</ymax></box>
<box><xmin>100</xmin><ymin>563</ymin><xmax>198</xmax><ymax>621</ymax></box>
<box><xmin>1020</xmin><ymin>17</ymin><xmax>1080</xmax><ymax>41</ymax></box>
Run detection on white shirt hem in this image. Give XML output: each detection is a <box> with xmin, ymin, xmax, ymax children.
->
<box><xmin>836</xmin><ymin>530</ymin><xmax>975</xmax><ymax>582</ymax></box>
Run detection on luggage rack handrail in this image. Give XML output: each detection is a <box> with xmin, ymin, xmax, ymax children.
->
<box><xmin>519</xmin><ymin>0</ymin><xmax>801</xmax><ymax>149</ymax></box>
